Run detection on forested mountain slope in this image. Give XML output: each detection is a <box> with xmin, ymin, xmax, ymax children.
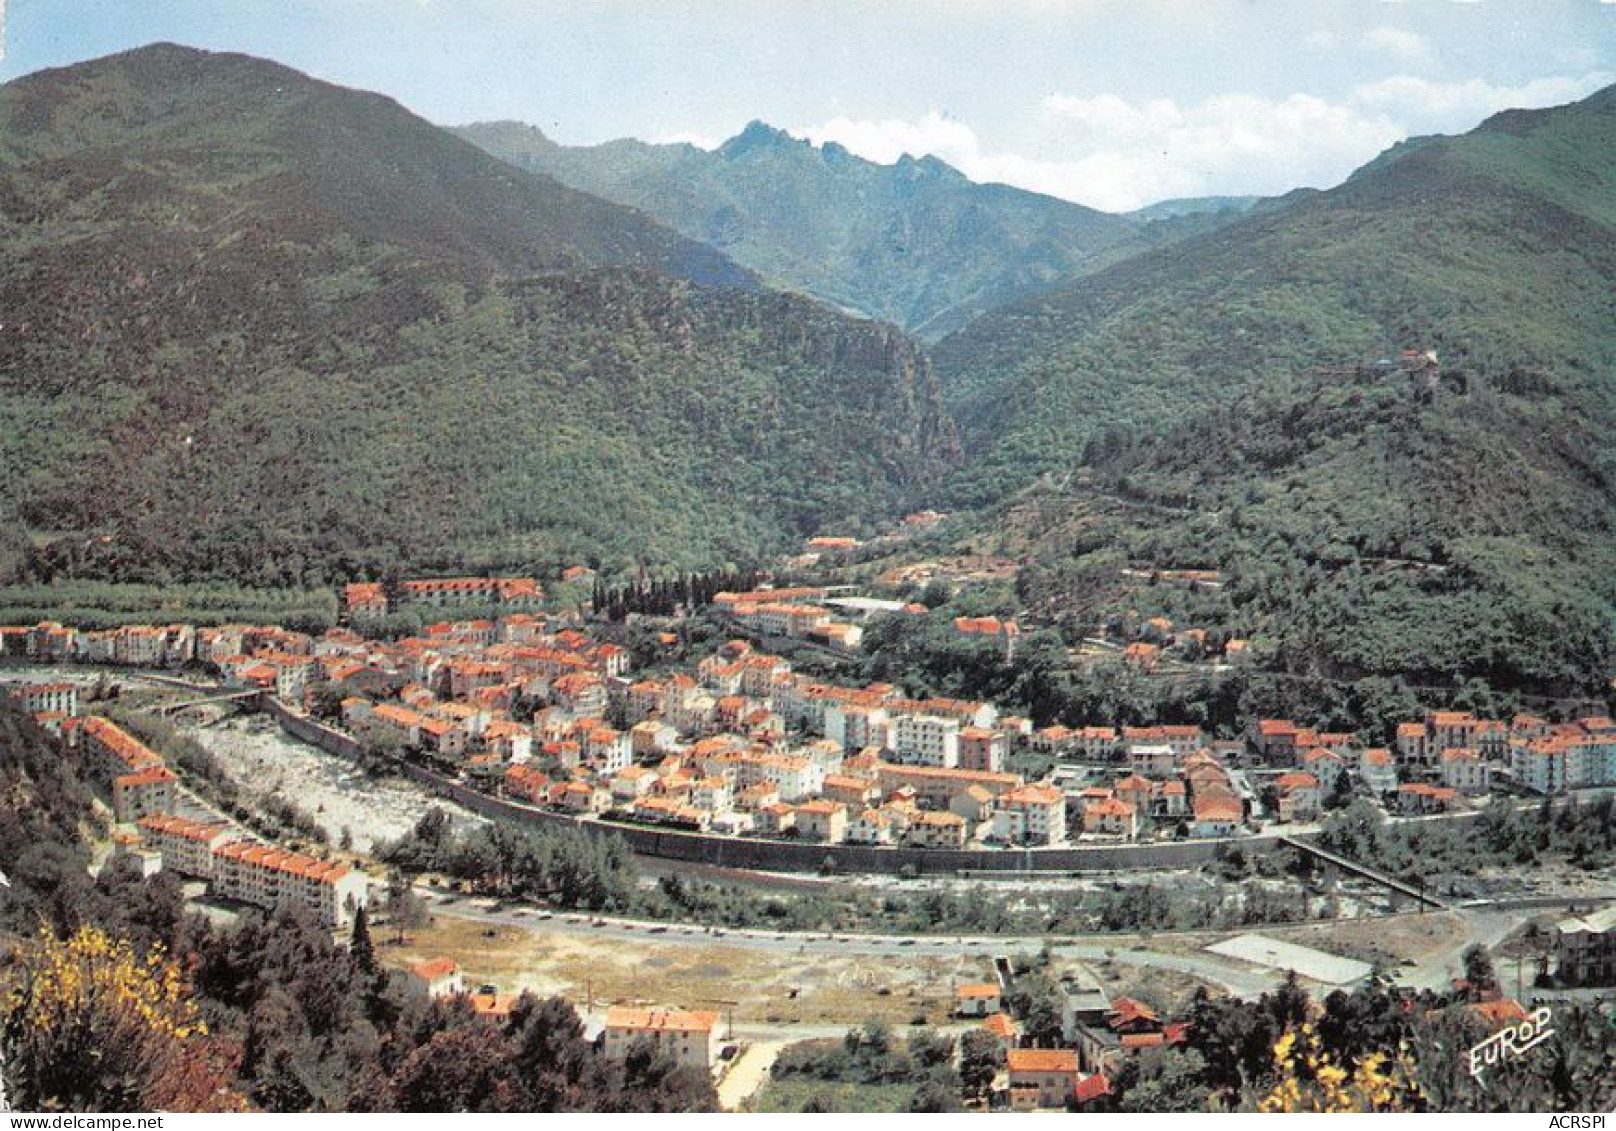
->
<box><xmin>941</xmin><ymin>86</ymin><xmax>1616</xmax><ymax>695</ymax></box>
<box><xmin>937</xmin><ymin>85</ymin><xmax>1616</xmax><ymax>500</ymax></box>
<box><xmin>0</xmin><ymin>46</ymin><xmax>958</xmax><ymax>584</ymax></box>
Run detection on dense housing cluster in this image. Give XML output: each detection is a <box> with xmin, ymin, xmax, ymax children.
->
<box><xmin>7</xmin><ymin>580</ymin><xmax>1611</xmax><ymax>863</ymax></box>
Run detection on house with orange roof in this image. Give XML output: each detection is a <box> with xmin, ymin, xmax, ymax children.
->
<box><xmin>982</xmin><ymin>1011</ymin><xmax>1019</xmax><ymax>1050</ymax></box>
<box><xmin>631</xmin><ymin>796</ymin><xmax>710</xmax><ymax>832</ymax></box>
<box><xmin>1396</xmin><ymin>721</ymin><xmax>1430</xmax><ymax>768</ymax></box>
<box><xmin>416</xmin><ymin>716</ymin><xmax>468</xmax><ymax>761</ymax></box>
<box><xmin>467</xmin><ymin>993</ymin><xmax>519</xmax><ymax>1020</ymax></box>
<box><xmin>949</xmin><ymin>783</ymin><xmax>996</xmax><ymax>824</ymax></box>
<box><xmin>793</xmin><ymin>799</ymin><xmax>847</xmax><ymax>843</ymax></box>
<box><xmin>1250</xmin><ymin>718</ymin><xmax>1301</xmax><ymax>763</ymax></box>
<box><xmin>602</xmin><ymin>1006</ymin><xmax>724</xmax><ymax>1070</ymax></box>
<box><xmin>1081</xmin><ymin>797</ymin><xmax>1137</xmax><ymax>839</ymax></box>
<box><xmin>1275</xmin><ymin>771</ymin><xmax>1321</xmax><ymax>822</ymax></box>
<box><xmin>1440</xmin><ymin>747</ymin><xmax>1489</xmax><ymax>795</ymax></box>
<box><xmin>809</xmin><ymin>622</ymin><xmax>864</xmax><ymax>651</ymax></box>
<box><xmin>1007</xmin><ymin>1047</ymin><xmax>1080</xmax><ymax>1110</ymax></box>
<box><xmin>1073</xmin><ymin>1072</ymin><xmax>1111</xmax><ymax>1106</ymax></box>
<box><xmin>555</xmin><ymin>780</ymin><xmax>608</xmax><ymax>814</ymax></box>
<box><xmin>1113</xmin><ymin>773</ymin><xmax>1155</xmax><ymax>811</ymax></box>
<box><xmin>1427</xmin><ymin>710</ymin><xmax>1479</xmax><ymax>753</ymax></box>
<box><xmin>368</xmin><ymin>703</ymin><xmax>425</xmax><ymax>747</ymax></box>
<box><xmin>846</xmin><ymin>807</ymin><xmax>895</xmax><ymax>845</ymax></box>
<box><xmin>1155</xmin><ymin>778</ymin><xmax>1188</xmax><ymax>818</ymax></box>
<box><xmin>993</xmin><ymin>782</ymin><xmax>1067</xmax><ymax>846</ymax></box>
<box><xmin>1122</xmin><ymin>641</ymin><xmax>1159</xmax><ymax>672</ymax></box>
<box><xmin>609</xmin><ymin>765</ymin><xmax>658</xmax><ymax>802</ymax></box>
<box><xmin>954</xmin><ymin>982</ymin><xmax>1003</xmax><ymax>1017</ymax></box>
<box><xmin>905</xmin><ymin>809</ymin><xmax>968</xmax><ymax>849</ymax></box>
<box><xmin>821</xmin><ymin>773</ymin><xmax>880</xmax><ymax>808</ymax></box>
<box><xmin>503</xmin><ymin>764</ymin><xmax>551</xmax><ymax>804</ymax></box>
<box><xmin>1190</xmin><ymin>792</ymin><xmax>1242</xmax><ymax>838</ymax></box>
<box><xmin>342</xmin><ymin>583</ymin><xmax>389</xmax><ymax>619</ymax></box>
<box><xmin>1466</xmin><ymin>998</ymin><xmax>1531</xmax><ymax>1027</ymax></box>
<box><xmin>1395</xmin><ymin>782</ymin><xmax>1457</xmax><ymax>815</ymax></box>
<box><xmin>1358</xmin><ymin>747</ymin><xmax>1398</xmax><ymax>796</ymax></box>
<box><xmin>399</xmin><ymin>957</ymin><xmax>464</xmax><ymax>1001</ymax></box>
<box><xmin>754</xmin><ymin>802</ymin><xmax>797</xmax><ymax>837</ymax></box>
<box><xmin>551</xmin><ymin>671</ymin><xmax>608</xmax><ymax>717</ymax></box>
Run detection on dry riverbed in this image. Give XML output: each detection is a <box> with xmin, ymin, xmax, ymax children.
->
<box><xmin>181</xmin><ymin>712</ymin><xmax>484</xmax><ymax>853</ymax></box>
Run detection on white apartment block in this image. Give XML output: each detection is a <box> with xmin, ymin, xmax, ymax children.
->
<box><xmin>889</xmin><ymin>713</ymin><xmax>961</xmax><ymax>768</ymax></box>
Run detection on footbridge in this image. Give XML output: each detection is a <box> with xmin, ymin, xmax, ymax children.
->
<box><xmin>152</xmin><ymin>689</ymin><xmax>263</xmax><ymax>714</ymax></box>
<box><xmin>1278</xmin><ymin>836</ymin><xmax>1445</xmax><ymax>909</ymax></box>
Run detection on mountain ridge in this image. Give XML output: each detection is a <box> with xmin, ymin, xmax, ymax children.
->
<box><xmin>453</xmin><ymin>117</ymin><xmax>1156</xmax><ymax>338</ymax></box>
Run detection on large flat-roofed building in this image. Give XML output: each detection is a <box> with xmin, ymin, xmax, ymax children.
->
<box><xmin>211</xmin><ymin>840</ymin><xmax>369</xmax><ymax>927</ymax></box>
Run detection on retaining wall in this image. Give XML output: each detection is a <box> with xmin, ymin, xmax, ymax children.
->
<box><xmin>260</xmin><ymin>696</ymin><xmax>1312</xmax><ymax>875</ymax></box>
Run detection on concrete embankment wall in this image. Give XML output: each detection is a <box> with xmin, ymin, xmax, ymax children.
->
<box><xmin>260</xmin><ymin>696</ymin><xmax>1307</xmax><ymax>875</ymax></box>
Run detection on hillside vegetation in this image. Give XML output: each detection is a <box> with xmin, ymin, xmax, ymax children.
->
<box><xmin>938</xmin><ymin>84</ymin><xmax>1616</xmax><ymax>697</ymax></box>
<box><xmin>937</xmin><ymin>88</ymin><xmax>1616</xmax><ymax>496</ymax></box>
<box><xmin>0</xmin><ymin>45</ymin><xmax>957</xmax><ymax>586</ymax></box>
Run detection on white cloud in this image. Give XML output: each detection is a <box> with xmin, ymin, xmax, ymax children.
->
<box><xmin>1363</xmin><ymin>26</ymin><xmax>1431</xmax><ymax>65</ymax></box>
<box><xmin>1349</xmin><ymin>72</ymin><xmax>1615</xmax><ymax>132</ymax></box>
<box><xmin>793</xmin><ymin>71</ymin><xmax>1615</xmax><ymax>212</ymax></box>
<box><xmin>799</xmin><ymin>112</ymin><xmax>979</xmax><ymax>166</ymax></box>
<box><xmin>655</xmin><ymin>130</ymin><xmax>723</xmax><ymax>150</ymax></box>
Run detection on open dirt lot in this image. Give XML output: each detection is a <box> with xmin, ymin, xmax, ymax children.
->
<box><xmin>1268</xmin><ymin>910</ymin><xmax>1468</xmax><ymax>967</ymax></box>
<box><xmin>389</xmin><ymin>914</ymin><xmax>994</xmax><ymax>1028</ymax></box>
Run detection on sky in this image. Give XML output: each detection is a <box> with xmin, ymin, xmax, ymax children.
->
<box><xmin>4</xmin><ymin>0</ymin><xmax>1615</xmax><ymax>211</ymax></box>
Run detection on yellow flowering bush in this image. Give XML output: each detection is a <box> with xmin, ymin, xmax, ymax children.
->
<box><xmin>1</xmin><ymin>925</ymin><xmax>234</xmax><ymax>1111</ymax></box>
<box><xmin>1256</xmin><ymin>1022</ymin><xmax>1426</xmax><ymax>1113</ymax></box>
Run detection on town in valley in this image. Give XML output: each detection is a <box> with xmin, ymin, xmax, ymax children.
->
<box><xmin>3</xmin><ymin>517</ymin><xmax>1613</xmax><ymax>1112</ymax></box>
<box><xmin>2</xmin><ymin>1</ymin><xmax>1614</xmax><ymax>1116</ymax></box>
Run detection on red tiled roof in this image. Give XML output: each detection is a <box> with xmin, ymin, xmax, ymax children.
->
<box><xmin>1007</xmin><ymin>1048</ymin><xmax>1078</xmax><ymax>1074</ymax></box>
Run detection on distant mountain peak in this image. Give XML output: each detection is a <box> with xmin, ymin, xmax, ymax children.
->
<box><xmin>895</xmin><ymin>152</ymin><xmax>965</xmax><ymax>181</ymax></box>
<box><xmin>458</xmin><ymin>113</ymin><xmax>1146</xmax><ymax>338</ymax></box>
<box><xmin>717</xmin><ymin>119</ymin><xmax>800</xmax><ymax>158</ymax></box>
